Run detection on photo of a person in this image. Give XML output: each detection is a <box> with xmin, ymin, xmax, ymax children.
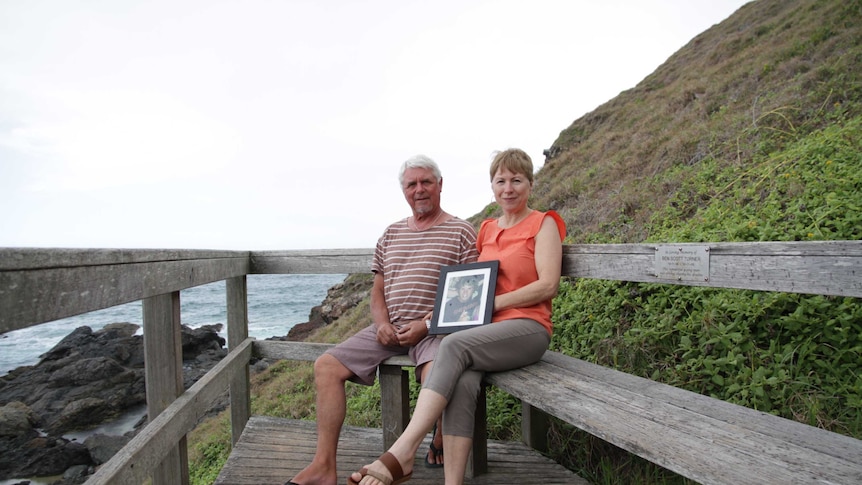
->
<box><xmin>442</xmin><ymin>276</ymin><xmax>482</xmax><ymax>323</ymax></box>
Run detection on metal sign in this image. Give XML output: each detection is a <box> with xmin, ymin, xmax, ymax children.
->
<box><xmin>654</xmin><ymin>245</ymin><xmax>710</xmax><ymax>282</ymax></box>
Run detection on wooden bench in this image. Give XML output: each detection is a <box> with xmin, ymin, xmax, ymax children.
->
<box><xmin>253</xmin><ymin>241</ymin><xmax>862</xmax><ymax>484</ymax></box>
<box><xmin>485</xmin><ymin>352</ymin><xmax>862</xmax><ymax>484</ymax></box>
<box><xmin>256</xmin><ymin>339</ymin><xmax>862</xmax><ymax>484</ymax></box>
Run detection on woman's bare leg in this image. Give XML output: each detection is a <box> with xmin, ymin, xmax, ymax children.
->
<box><xmin>442</xmin><ymin>435</ymin><xmax>472</xmax><ymax>485</ymax></box>
<box><xmin>350</xmin><ymin>388</ymin><xmax>447</xmax><ymax>484</ymax></box>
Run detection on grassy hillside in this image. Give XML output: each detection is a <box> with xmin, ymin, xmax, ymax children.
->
<box><xmin>189</xmin><ymin>1</ymin><xmax>862</xmax><ymax>483</ymax></box>
<box><xmin>496</xmin><ymin>0</ymin><xmax>862</xmax><ymax>244</ymax></box>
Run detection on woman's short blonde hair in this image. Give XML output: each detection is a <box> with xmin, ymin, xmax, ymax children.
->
<box><xmin>489</xmin><ymin>148</ymin><xmax>534</xmax><ymax>183</ymax></box>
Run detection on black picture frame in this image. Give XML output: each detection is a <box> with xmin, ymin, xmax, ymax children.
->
<box><xmin>429</xmin><ymin>260</ymin><xmax>498</xmax><ymax>334</ymax></box>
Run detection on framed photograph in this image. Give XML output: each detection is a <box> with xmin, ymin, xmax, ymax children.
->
<box><xmin>429</xmin><ymin>260</ymin><xmax>498</xmax><ymax>334</ymax></box>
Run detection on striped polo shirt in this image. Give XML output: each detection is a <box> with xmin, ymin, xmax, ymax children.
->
<box><xmin>372</xmin><ymin>217</ymin><xmax>478</xmax><ymax>325</ymax></box>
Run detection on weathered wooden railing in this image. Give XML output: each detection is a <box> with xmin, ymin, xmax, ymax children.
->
<box><xmin>1</xmin><ymin>242</ymin><xmax>861</xmax><ymax>484</ymax></box>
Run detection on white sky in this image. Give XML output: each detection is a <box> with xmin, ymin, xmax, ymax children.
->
<box><xmin>0</xmin><ymin>0</ymin><xmax>750</xmax><ymax>250</ymax></box>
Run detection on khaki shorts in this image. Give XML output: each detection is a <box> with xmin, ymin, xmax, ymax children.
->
<box><xmin>325</xmin><ymin>324</ymin><xmax>442</xmax><ymax>386</ymax></box>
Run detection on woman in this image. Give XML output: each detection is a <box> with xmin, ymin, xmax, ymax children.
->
<box><xmin>349</xmin><ymin>148</ymin><xmax>565</xmax><ymax>485</ymax></box>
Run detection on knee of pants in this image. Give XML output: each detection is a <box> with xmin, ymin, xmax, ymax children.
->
<box><xmin>442</xmin><ymin>370</ymin><xmax>483</xmax><ymax>437</ymax></box>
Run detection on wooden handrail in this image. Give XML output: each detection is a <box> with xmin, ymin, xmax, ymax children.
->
<box><xmin>561</xmin><ymin>240</ymin><xmax>862</xmax><ymax>296</ymax></box>
<box><xmin>4</xmin><ymin>242</ymin><xmax>860</xmax><ymax>333</ymax></box>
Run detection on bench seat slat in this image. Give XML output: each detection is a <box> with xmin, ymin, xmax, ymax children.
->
<box><xmin>487</xmin><ymin>352</ymin><xmax>862</xmax><ymax>485</ymax></box>
<box><xmin>539</xmin><ymin>352</ymin><xmax>861</xmax><ymax>459</ymax></box>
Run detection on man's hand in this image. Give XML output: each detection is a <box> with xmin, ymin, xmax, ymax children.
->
<box><xmin>393</xmin><ymin>320</ymin><xmax>428</xmax><ymax>347</ymax></box>
<box><xmin>375</xmin><ymin>323</ymin><xmax>401</xmax><ymax>347</ymax></box>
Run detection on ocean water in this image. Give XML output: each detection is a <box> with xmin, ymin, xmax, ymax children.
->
<box><xmin>0</xmin><ymin>273</ymin><xmax>347</xmax><ymax>376</ymax></box>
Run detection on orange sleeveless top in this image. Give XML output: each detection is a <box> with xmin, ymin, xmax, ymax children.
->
<box><xmin>477</xmin><ymin>210</ymin><xmax>566</xmax><ymax>335</ymax></box>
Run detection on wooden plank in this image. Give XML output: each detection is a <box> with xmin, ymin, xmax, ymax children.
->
<box><xmin>0</xmin><ymin>255</ymin><xmax>250</xmax><ymax>333</ymax></box>
<box><xmin>565</xmin><ymin>240</ymin><xmax>862</xmax><ymax>258</ymax></box>
<box><xmin>214</xmin><ymin>416</ymin><xmax>587</xmax><ymax>485</ymax></box>
<box><xmin>88</xmin><ymin>338</ymin><xmax>254</xmax><ymax>485</ymax></box>
<box><xmin>540</xmin><ymin>352</ymin><xmax>862</xmax><ymax>463</ymax></box>
<box><xmin>227</xmin><ymin>276</ymin><xmax>251</xmax><ymax>446</ymax></box>
<box><xmin>379</xmin><ymin>365</ymin><xmax>409</xmax><ymax>449</ymax></box>
<box><xmin>249</xmin><ymin>249</ymin><xmax>373</xmax><ymax>275</ymax></box>
<box><xmin>562</xmin><ymin>240</ymin><xmax>862</xmax><ymax>297</ymax></box>
<box><xmin>486</xmin><ymin>352</ymin><xmax>862</xmax><ymax>485</ymax></box>
<box><xmin>0</xmin><ymin>248</ymin><xmax>248</xmax><ymax>270</ymax></box>
<box><xmin>253</xmin><ymin>340</ymin><xmax>335</xmax><ymax>362</ymax></box>
<box><xmin>143</xmin><ymin>292</ymin><xmax>188</xmax><ymax>485</ymax></box>
<box><xmin>252</xmin><ymin>340</ymin><xmax>414</xmax><ymax>368</ymax></box>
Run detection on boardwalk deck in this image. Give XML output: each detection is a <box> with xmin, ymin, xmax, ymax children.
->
<box><xmin>215</xmin><ymin>416</ymin><xmax>587</xmax><ymax>485</ymax></box>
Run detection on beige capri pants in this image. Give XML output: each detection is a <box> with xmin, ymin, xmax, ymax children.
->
<box><xmin>423</xmin><ymin>318</ymin><xmax>550</xmax><ymax>438</ymax></box>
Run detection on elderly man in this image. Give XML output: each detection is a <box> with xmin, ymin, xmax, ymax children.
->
<box><xmin>286</xmin><ymin>155</ymin><xmax>478</xmax><ymax>485</ymax></box>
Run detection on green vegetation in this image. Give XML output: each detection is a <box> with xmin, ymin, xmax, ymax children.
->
<box><xmin>545</xmin><ymin>113</ymin><xmax>862</xmax><ymax>485</ymax></box>
<box><xmin>188</xmin><ymin>0</ymin><xmax>862</xmax><ymax>483</ymax></box>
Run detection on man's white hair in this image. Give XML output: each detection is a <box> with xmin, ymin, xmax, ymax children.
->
<box><xmin>398</xmin><ymin>155</ymin><xmax>442</xmax><ymax>185</ymax></box>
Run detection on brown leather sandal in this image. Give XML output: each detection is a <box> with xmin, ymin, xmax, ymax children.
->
<box><xmin>348</xmin><ymin>451</ymin><xmax>413</xmax><ymax>485</ymax></box>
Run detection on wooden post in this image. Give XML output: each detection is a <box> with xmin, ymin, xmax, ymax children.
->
<box><xmin>143</xmin><ymin>291</ymin><xmax>189</xmax><ymax>485</ymax></box>
<box><xmin>467</xmin><ymin>384</ymin><xmax>488</xmax><ymax>477</ymax></box>
<box><xmin>522</xmin><ymin>402</ymin><xmax>549</xmax><ymax>452</ymax></box>
<box><xmin>227</xmin><ymin>276</ymin><xmax>251</xmax><ymax>445</ymax></box>
<box><xmin>379</xmin><ymin>364</ymin><xmax>409</xmax><ymax>449</ymax></box>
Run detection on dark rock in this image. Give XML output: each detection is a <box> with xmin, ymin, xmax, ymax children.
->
<box><xmin>40</xmin><ymin>323</ymin><xmax>141</xmax><ymax>366</ymax></box>
<box><xmin>284</xmin><ymin>320</ymin><xmax>322</xmax><ymax>341</ymax></box>
<box><xmin>0</xmin><ymin>401</ymin><xmax>39</xmax><ymax>437</ymax></box>
<box><xmin>0</xmin><ymin>322</ymin><xmax>225</xmax><ymax>435</ymax></box>
<box><xmin>2</xmin><ymin>436</ymin><xmax>92</xmax><ymax>478</ymax></box>
<box><xmin>84</xmin><ymin>433</ymin><xmax>130</xmax><ymax>465</ymax></box>
<box><xmin>182</xmin><ymin>324</ymin><xmax>226</xmax><ymax>359</ymax></box>
<box><xmin>51</xmin><ymin>397</ymin><xmax>111</xmax><ymax>431</ymax></box>
<box><xmin>251</xmin><ymin>359</ymin><xmax>270</xmax><ymax>374</ymax></box>
<box><xmin>48</xmin><ymin>357</ymin><xmax>125</xmax><ymax>387</ymax></box>
<box><xmin>62</xmin><ymin>464</ymin><xmax>92</xmax><ymax>484</ymax></box>
<box><xmin>317</xmin><ymin>274</ymin><xmax>373</xmax><ymax>324</ymax></box>
<box><xmin>0</xmin><ymin>322</ymin><xmax>226</xmax><ymax>481</ymax></box>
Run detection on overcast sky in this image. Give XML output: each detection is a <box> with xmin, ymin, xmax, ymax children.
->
<box><xmin>0</xmin><ymin>0</ymin><xmax>750</xmax><ymax>251</ymax></box>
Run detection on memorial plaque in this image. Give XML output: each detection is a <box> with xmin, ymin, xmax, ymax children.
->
<box><xmin>654</xmin><ymin>245</ymin><xmax>710</xmax><ymax>282</ymax></box>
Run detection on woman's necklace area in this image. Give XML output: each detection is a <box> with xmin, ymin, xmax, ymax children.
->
<box><xmin>498</xmin><ymin>209</ymin><xmax>531</xmax><ymax>229</ymax></box>
<box><xmin>409</xmin><ymin>211</ymin><xmax>445</xmax><ymax>231</ymax></box>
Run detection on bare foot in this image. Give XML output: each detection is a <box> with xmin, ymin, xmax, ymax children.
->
<box><xmin>287</xmin><ymin>462</ymin><xmax>337</xmax><ymax>485</ymax></box>
<box><xmin>425</xmin><ymin>421</ymin><xmax>443</xmax><ymax>467</ymax></box>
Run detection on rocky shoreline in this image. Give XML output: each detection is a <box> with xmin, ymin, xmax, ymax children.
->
<box><xmin>0</xmin><ymin>273</ymin><xmax>372</xmax><ymax>485</ymax></box>
<box><xmin>0</xmin><ymin>323</ymin><xmax>227</xmax><ymax>484</ymax></box>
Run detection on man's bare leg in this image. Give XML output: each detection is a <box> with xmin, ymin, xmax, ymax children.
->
<box><xmin>288</xmin><ymin>354</ymin><xmax>354</xmax><ymax>485</ymax></box>
<box><xmin>419</xmin><ymin>362</ymin><xmax>444</xmax><ymax>467</ymax></box>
